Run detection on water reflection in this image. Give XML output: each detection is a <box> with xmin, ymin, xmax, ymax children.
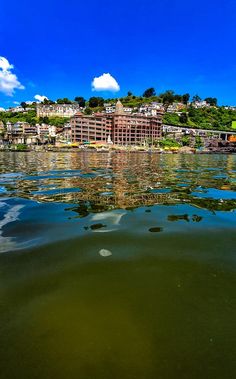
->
<box><xmin>0</xmin><ymin>152</ymin><xmax>236</xmax><ymax>253</ymax></box>
<box><xmin>0</xmin><ymin>152</ymin><xmax>236</xmax><ymax>214</ymax></box>
<box><xmin>1</xmin><ymin>152</ymin><xmax>236</xmax><ymax>379</ymax></box>
<box><xmin>0</xmin><ymin>202</ymin><xmax>25</xmax><ymax>251</ymax></box>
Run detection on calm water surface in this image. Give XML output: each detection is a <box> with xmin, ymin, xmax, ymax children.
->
<box><xmin>0</xmin><ymin>151</ymin><xmax>236</xmax><ymax>379</ymax></box>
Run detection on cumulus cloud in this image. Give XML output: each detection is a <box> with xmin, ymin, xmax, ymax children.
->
<box><xmin>0</xmin><ymin>57</ymin><xmax>25</xmax><ymax>96</ymax></box>
<box><xmin>92</xmin><ymin>73</ymin><xmax>120</xmax><ymax>92</ymax></box>
<box><xmin>34</xmin><ymin>94</ymin><xmax>48</xmax><ymax>102</ymax></box>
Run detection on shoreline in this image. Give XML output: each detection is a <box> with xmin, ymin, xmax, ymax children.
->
<box><xmin>0</xmin><ymin>147</ymin><xmax>236</xmax><ymax>154</ymax></box>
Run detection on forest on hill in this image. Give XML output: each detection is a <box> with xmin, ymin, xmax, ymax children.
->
<box><xmin>1</xmin><ymin>88</ymin><xmax>235</xmax><ymax>131</ymax></box>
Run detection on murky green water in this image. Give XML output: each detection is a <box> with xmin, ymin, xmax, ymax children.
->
<box><xmin>0</xmin><ymin>151</ymin><xmax>236</xmax><ymax>379</ymax></box>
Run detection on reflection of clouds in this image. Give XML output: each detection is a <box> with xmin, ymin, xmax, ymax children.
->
<box><xmin>90</xmin><ymin>210</ymin><xmax>126</xmax><ymax>232</ymax></box>
<box><xmin>0</xmin><ymin>203</ymin><xmax>24</xmax><ymax>253</ymax></box>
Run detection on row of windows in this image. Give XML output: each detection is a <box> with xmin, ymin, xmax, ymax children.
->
<box><xmin>72</xmin><ymin>121</ymin><xmax>161</xmax><ymax>129</ymax></box>
<box><xmin>73</xmin><ymin>126</ymin><xmax>160</xmax><ymax>130</ymax></box>
<box><xmin>113</xmin><ymin>130</ymin><xmax>161</xmax><ymax>134</ymax></box>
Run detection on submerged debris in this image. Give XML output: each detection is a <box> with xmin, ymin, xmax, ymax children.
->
<box><xmin>168</xmin><ymin>214</ymin><xmax>190</xmax><ymax>222</ymax></box>
<box><xmin>84</xmin><ymin>223</ymin><xmax>107</xmax><ymax>231</ymax></box>
<box><xmin>149</xmin><ymin>227</ymin><xmax>163</xmax><ymax>233</ymax></box>
<box><xmin>98</xmin><ymin>249</ymin><xmax>112</xmax><ymax>257</ymax></box>
<box><xmin>192</xmin><ymin>215</ymin><xmax>203</xmax><ymax>222</ymax></box>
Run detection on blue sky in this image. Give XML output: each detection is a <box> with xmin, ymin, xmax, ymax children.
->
<box><xmin>0</xmin><ymin>0</ymin><xmax>235</xmax><ymax>107</ymax></box>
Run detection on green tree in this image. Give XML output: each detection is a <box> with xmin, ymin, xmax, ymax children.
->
<box><xmin>205</xmin><ymin>97</ymin><xmax>217</xmax><ymax>106</ymax></box>
<box><xmin>179</xmin><ymin>112</ymin><xmax>188</xmax><ymax>124</ymax></box>
<box><xmin>159</xmin><ymin>138</ymin><xmax>180</xmax><ymax>148</ymax></box>
<box><xmin>192</xmin><ymin>94</ymin><xmax>201</xmax><ymax>102</ymax></box>
<box><xmin>20</xmin><ymin>102</ymin><xmax>27</xmax><ymax>109</ymax></box>
<box><xmin>143</xmin><ymin>88</ymin><xmax>156</xmax><ymax>98</ymax></box>
<box><xmin>163</xmin><ymin>112</ymin><xmax>180</xmax><ymax>125</ymax></box>
<box><xmin>181</xmin><ymin>135</ymin><xmax>190</xmax><ymax>146</ymax></box>
<box><xmin>16</xmin><ymin>144</ymin><xmax>28</xmax><ymax>151</ymax></box>
<box><xmin>174</xmin><ymin>94</ymin><xmax>182</xmax><ymax>102</ymax></box>
<box><xmin>56</xmin><ymin>98</ymin><xmax>72</xmax><ymax>104</ymax></box>
<box><xmin>160</xmin><ymin>90</ymin><xmax>175</xmax><ymax>111</ymax></box>
<box><xmin>39</xmin><ymin>116</ymin><xmax>49</xmax><ymax>124</ymax></box>
<box><xmin>195</xmin><ymin>135</ymin><xmax>203</xmax><ymax>148</ymax></box>
<box><xmin>182</xmin><ymin>93</ymin><xmax>190</xmax><ymax>105</ymax></box>
<box><xmin>74</xmin><ymin>97</ymin><xmax>86</xmax><ymax>107</ymax></box>
<box><xmin>48</xmin><ymin>117</ymin><xmax>68</xmax><ymax>126</ymax></box>
<box><xmin>127</xmin><ymin>91</ymin><xmax>132</xmax><ymax>96</ymax></box>
<box><xmin>43</xmin><ymin>98</ymin><xmax>55</xmax><ymax>105</ymax></box>
<box><xmin>89</xmin><ymin>97</ymin><xmax>104</xmax><ymax>108</ymax></box>
<box><xmin>84</xmin><ymin>107</ymin><xmax>92</xmax><ymax>115</ymax></box>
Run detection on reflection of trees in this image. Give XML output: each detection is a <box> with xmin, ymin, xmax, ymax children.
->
<box><xmin>1</xmin><ymin>151</ymin><xmax>236</xmax><ymax>214</ymax></box>
<box><xmin>190</xmin><ymin>198</ymin><xmax>236</xmax><ymax>212</ymax></box>
<box><xmin>64</xmin><ymin>196</ymin><xmax>236</xmax><ymax>217</ymax></box>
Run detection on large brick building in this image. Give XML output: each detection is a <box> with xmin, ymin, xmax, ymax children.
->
<box><xmin>71</xmin><ymin>100</ymin><xmax>163</xmax><ymax>145</ymax></box>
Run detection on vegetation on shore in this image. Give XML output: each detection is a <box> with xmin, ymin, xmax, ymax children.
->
<box><xmin>163</xmin><ymin>107</ymin><xmax>236</xmax><ymax>131</ymax></box>
<box><xmin>0</xmin><ymin>88</ymin><xmax>235</xmax><ymax>131</ymax></box>
<box><xmin>0</xmin><ymin>109</ymin><xmax>68</xmax><ymax>127</ymax></box>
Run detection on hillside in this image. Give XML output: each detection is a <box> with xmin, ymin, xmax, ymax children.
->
<box><xmin>163</xmin><ymin>107</ymin><xmax>236</xmax><ymax>131</ymax></box>
<box><xmin>1</xmin><ymin>93</ymin><xmax>236</xmax><ymax>132</ymax></box>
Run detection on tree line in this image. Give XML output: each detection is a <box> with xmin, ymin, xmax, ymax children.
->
<box><xmin>26</xmin><ymin>88</ymin><xmax>217</xmax><ymax>109</ymax></box>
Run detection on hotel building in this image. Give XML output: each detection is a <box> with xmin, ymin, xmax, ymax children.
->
<box><xmin>71</xmin><ymin>100</ymin><xmax>163</xmax><ymax>145</ymax></box>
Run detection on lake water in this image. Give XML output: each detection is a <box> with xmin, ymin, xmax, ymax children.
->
<box><xmin>0</xmin><ymin>151</ymin><xmax>236</xmax><ymax>379</ymax></box>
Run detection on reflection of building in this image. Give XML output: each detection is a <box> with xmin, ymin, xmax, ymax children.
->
<box><xmin>71</xmin><ymin>100</ymin><xmax>163</xmax><ymax>145</ymax></box>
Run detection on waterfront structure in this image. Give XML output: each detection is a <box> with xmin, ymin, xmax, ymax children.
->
<box><xmin>36</xmin><ymin>124</ymin><xmax>57</xmax><ymax>138</ymax></box>
<box><xmin>71</xmin><ymin>100</ymin><xmax>163</xmax><ymax>145</ymax></box>
<box><xmin>6</xmin><ymin>121</ymin><xmax>36</xmax><ymax>135</ymax></box>
<box><xmin>36</xmin><ymin>103</ymin><xmax>82</xmax><ymax>118</ymax></box>
<box><xmin>71</xmin><ymin>113</ymin><xmax>113</xmax><ymax>144</ymax></box>
<box><xmin>3</xmin><ymin>121</ymin><xmax>60</xmax><ymax>145</ymax></box>
<box><xmin>162</xmin><ymin>124</ymin><xmax>236</xmax><ymax>143</ymax></box>
<box><xmin>61</xmin><ymin>123</ymin><xmax>72</xmax><ymax>142</ymax></box>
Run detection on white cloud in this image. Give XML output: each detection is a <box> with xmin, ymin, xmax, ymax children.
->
<box><xmin>0</xmin><ymin>57</ymin><xmax>13</xmax><ymax>71</ymax></box>
<box><xmin>0</xmin><ymin>56</ymin><xmax>25</xmax><ymax>96</ymax></box>
<box><xmin>13</xmin><ymin>101</ymin><xmax>20</xmax><ymax>105</ymax></box>
<box><xmin>34</xmin><ymin>94</ymin><xmax>48</xmax><ymax>102</ymax></box>
<box><xmin>92</xmin><ymin>73</ymin><xmax>120</xmax><ymax>92</ymax></box>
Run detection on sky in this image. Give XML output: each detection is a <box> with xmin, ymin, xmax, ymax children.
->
<box><xmin>0</xmin><ymin>0</ymin><xmax>235</xmax><ymax>107</ymax></box>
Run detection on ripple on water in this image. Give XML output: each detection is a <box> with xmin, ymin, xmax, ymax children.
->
<box><xmin>0</xmin><ymin>152</ymin><xmax>236</xmax><ymax>379</ymax></box>
<box><xmin>0</xmin><ymin>152</ymin><xmax>235</xmax><ymax>252</ymax></box>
